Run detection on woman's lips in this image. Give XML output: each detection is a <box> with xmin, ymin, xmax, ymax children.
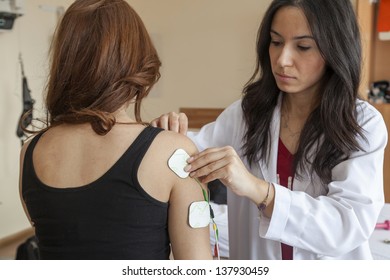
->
<box><xmin>275</xmin><ymin>73</ymin><xmax>295</xmax><ymax>82</ymax></box>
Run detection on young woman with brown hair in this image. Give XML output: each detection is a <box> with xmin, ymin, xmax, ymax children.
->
<box><xmin>19</xmin><ymin>0</ymin><xmax>212</xmax><ymax>260</ymax></box>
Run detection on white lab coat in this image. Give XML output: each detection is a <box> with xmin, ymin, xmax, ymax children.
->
<box><xmin>188</xmin><ymin>95</ymin><xmax>387</xmax><ymax>259</ymax></box>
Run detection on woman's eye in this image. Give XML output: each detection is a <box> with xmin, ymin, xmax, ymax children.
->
<box><xmin>298</xmin><ymin>46</ymin><xmax>311</xmax><ymax>51</ymax></box>
<box><xmin>271</xmin><ymin>40</ymin><xmax>282</xmax><ymax>46</ymax></box>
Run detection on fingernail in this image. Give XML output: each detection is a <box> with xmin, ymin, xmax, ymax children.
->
<box><xmin>184</xmin><ymin>165</ymin><xmax>191</xmax><ymax>172</ymax></box>
<box><xmin>187</xmin><ymin>157</ymin><xmax>194</xmax><ymax>163</ymax></box>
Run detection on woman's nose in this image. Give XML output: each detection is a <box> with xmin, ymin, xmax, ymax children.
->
<box><xmin>277</xmin><ymin>47</ymin><xmax>294</xmax><ymax>67</ymax></box>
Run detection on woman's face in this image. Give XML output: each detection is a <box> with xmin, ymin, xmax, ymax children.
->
<box><xmin>269</xmin><ymin>6</ymin><xmax>326</xmax><ymax>98</ymax></box>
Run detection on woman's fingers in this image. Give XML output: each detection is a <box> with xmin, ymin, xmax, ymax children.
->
<box><xmin>177</xmin><ymin>113</ymin><xmax>188</xmax><ymax>135</ymax></box>
<box><xmin>173</xmin><ymin>113</ymin><xmax>188</xmax><ymax>135</ymax></box>
<box><xmin>150</xmin><ymin>112</ymin><xmax>188</xmax><ymax>134</ymax></box>
<box><xmin>187</xmin><ymin>146</ymin><xmax>236</xmax><ymax>167</ymax></box>
<box><xmin>186</xmin><ymin>146</ymin><xmax>239</xmax><ymax>182</ymax></box>
<box><xmin>150</xmin><ymin>114</ymin><xmax>169</xmax><ymax>130</ymax></box>
<box><xmin>196</xmin><ymin>166</ymin><xmax>235</xmax><ymax>185</ymax></box>
<box><xmin>188</xmin><ymin>157</ymin><xmax>229</xmax><ymax>180</ymax></box>
<box><xmin>186</xmin><ymin>146</ymin><xmax>264</xmax><ymax>200</ymax></box>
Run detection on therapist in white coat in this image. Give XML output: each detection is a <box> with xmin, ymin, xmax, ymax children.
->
<box><xmin>152</xmin><ymin>0</ymin><xmax>387</xmax><ymax>259</ymax></box>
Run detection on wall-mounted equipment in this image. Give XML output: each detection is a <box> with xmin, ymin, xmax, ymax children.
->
<box><xmin>0</xmin><ymin>0</ymin><xmax>24</xmax><ymax>30</ymax></box>
<box><xmin>16</xmin><ymin>54</ymin><xmax>35</xmax><ymax>145</ymax></box>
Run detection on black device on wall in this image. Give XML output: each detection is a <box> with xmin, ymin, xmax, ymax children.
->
<box><xmin>0</xmin><ymin>0</ymin><xmax>24</xmax><ymax>30</ymax></box>
<box><xmin>0</xmin><ymin>11</ymin><xmax>17</xmax><ymax>29</ymax></box>
<box><xmin>16</xmin><ymin>54</ymin><xmax>35</xmax><ymax>145</ymax></box>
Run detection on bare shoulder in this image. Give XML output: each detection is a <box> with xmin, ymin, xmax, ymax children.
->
<box><xmin>137</xmin><ymin>128</ymin><xmax>201</xmax><ymax>202</ymax></box>
<box><xmin>155</xmin><ymin>129</ymin><xmax>199</xmax><ymax>156</ymax></box>
<box><xmin>140</xmin><ymin>128</ymin><xmax>199</xmax><ymax>185</ymax></box>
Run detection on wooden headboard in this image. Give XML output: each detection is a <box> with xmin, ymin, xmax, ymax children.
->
<box><xmin>179</xmin><ymin>107</ymin><xmax>224</xmax><ymax>129</ymax></box>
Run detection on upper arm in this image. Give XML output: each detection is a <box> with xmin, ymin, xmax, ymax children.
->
<box><xmin>166</xmin><ymin>136</ymin><xmax>213</xmax><ymax>260</ymax></box>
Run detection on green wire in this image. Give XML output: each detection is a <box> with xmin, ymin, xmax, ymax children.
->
<box><xmin>194</xmin><ymin>178</ymin><xmax>209</xmax><ymax>202</ymax></box>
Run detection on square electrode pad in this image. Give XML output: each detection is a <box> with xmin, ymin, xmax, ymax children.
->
<box><xmin>189</xmin><ymin>201</ymin><xmax>210</xmax><ymax>228</ymax></box>
<box><xmin>168</xmin><ymin>149</ymin><xmax>190</xmax><ymax>178</ymax></box>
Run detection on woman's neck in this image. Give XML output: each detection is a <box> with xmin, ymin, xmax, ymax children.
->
<box><xmin>282</xmin><ymin>92</ymin><xmax>318</xmax><ymax>120</ymax></box>
<box><xmin>114</xmin><ymin>108</ymin><xmax>136</xmax><ymax>123</ymax></box>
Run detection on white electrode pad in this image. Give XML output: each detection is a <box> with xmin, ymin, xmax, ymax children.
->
<box><xmin>168</xmin><ymin>149</ymin><xmax>190</xmax><ymax>178</ymax></box>
<box><xmin>189</xmin><ymin>201</ymin><xmax>210</xmax><ymax>228</ymax></box>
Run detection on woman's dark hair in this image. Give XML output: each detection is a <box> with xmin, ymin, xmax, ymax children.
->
<box><xmin>242</xmin><ymin>0</ymin><xmax>365</xmax><ymax>184</ymax></box>
<box><xmin>45</xmin><ymin>0</ymin><xmax>161</xmax><ymax>135</ymax></box>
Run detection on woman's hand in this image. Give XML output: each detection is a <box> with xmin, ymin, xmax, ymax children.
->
<box><xmin>186</xmin><ymin>146</ymin><xmax>274</xmax><ymax>216</ymax></box>
<box><xmin>185</xmin><ymin>146</ymin><xmax>262</xmax><ymax>198</ymax></box>
<box><xmin>150</xmin><ymin>112</ymin><xmax>188</xmax><ymax>135</ymax></box>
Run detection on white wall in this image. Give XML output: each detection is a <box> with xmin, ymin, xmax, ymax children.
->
<box><xmin>127</xmin><ymin>0</ymin><xmax>270</xmax><ymax>120</ymax></box>
<box><xmin>0</xmin><ymin>0</ymin><xmax>74</xmax><ymax>238</ymax></box>
<box><xmin>0</xmin><ymin>0</ymin><xmax>270</xmax><ymax>238</ymax></box>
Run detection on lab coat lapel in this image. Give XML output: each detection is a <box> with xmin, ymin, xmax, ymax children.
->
<box><xmin>293</xmin><ymin>169</ymin><xmax>311</xmax><ymax>192</ymax></box>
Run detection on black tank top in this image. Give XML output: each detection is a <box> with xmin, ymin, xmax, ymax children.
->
<box><xmin>22</xmin><ymin>126</ymin><xmax>170</xmax><ymax>260</ymax></box>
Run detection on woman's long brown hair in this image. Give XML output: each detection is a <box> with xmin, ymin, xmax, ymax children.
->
<box><xmin>44</xmin><ymin>0</ymin><xmax>161</xmax><ymax>135</ymax></box>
